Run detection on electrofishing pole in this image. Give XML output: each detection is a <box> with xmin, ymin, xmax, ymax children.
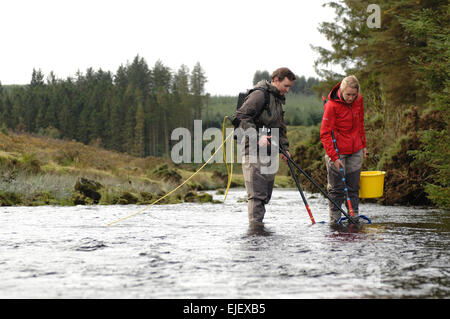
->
<box><xmin>271</xmin><ymin>139</ymin><xmax>357</xmax><ymax>224</ymax></box>
<box><xmin>330</xmin><ymin>131</ymin><xmax>355</xmax><ymax>218</ymax></box>
<box><xmin>281</xmin><ymin>142</ymin><xmax>317</xmax><ymax>224</ymax></box>
<box><xmin>263</xmin><ymin>128</ymin><xmax>318</xmax><ymax>224</ymax></box>
<box><xmin>331</xmin><ymin>131</ymin><xmax>371</xmax><ymax>224</ymax></box>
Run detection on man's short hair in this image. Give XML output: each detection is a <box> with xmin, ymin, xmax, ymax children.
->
<box><xmin>271</xmin><ymin>67</ymin><xmax>296</xmax><ymax>82</ymax></box>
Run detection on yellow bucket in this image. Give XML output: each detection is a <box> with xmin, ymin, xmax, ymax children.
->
<box><xmin>359</xmin><ymin>171</ymin><xmax>386</xmax><ymax>198</ymax></box>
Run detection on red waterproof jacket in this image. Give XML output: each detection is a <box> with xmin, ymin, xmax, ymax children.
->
<box><xmin>320</xmin><ymin>82</ymin><xmax>366</xmax><ymax>162</ymax></box>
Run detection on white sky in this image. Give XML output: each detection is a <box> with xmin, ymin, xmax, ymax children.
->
<box><xmin>0</xmin><ymin>0</ymin><xmax>338</xmax><ymax>95</ymax></box>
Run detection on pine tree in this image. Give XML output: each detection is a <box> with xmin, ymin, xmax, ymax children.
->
<box><xmin>133</xmin><ymin>101</ymin><xmax>145</xmax><ymax>157</ymax></box>
<box><xmin>2</xmin><ymin>57</ymin><xmax>208</xmax><ymax>163</ymax></box>
<box><xmin>123</xmin><ymin>84</ymin><xmax>137</xmax><ymax>155</ymax></box>
<box><xmin>399</xmin><ymin>2</ymin><xmax>450</xmax><ymax>209</ymax></box>
<box><xmin>252</xmin><ymin>70</ymin><xmax>270</xmax><ymax>85</ymax></box>
<box><xmin>150</xmin><ymin>60</ymin><xmax>173</xmax><ymax>156</ymax></box>
<box><xmin>313</xmin><ymin>0</ymin><xmax>449</xmax><ymax>209</ymax></box>
<box><xmin>173</xmin><ymin>65</ymin><xmax>191</xmax><ymax>129</ymax></box>
<box><xmin>190</xmin><ymin>62</ymin><xmax>207</xmax><ymax>119</ymax></box>
<box><xmin>109</xmin><ymin>95</ymin><xmax>125</xmax><ymax>152</ymax></box>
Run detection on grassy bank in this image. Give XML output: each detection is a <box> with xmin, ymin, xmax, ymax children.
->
<box><xmin>0</xmin><ymin>131</ymin><xmax>294</xmax><ymax>206</ymax></box>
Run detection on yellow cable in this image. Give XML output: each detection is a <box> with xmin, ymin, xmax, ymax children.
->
<box><xmin>107</xmin><ymin>129</ymin><xmax>235</xmax><ymax>227</ymax></box>
<box><xmin>222</xmin><ymin>116</ymin><xmax>230</xmax><ymax>196</ymax></box>
<box><xmin>222</xmin><ymin>116</ymin><xmax>234</xmax><ymax>201</ymax></box>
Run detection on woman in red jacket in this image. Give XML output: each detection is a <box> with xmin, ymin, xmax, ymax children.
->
<box><xmin>320</xmin><ymin>75</ymin><xmax>367</xmax><ymax>224</ymax></box>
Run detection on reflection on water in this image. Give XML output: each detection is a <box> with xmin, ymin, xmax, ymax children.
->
<box><xmin>0</xmin><ymin>188</ymin><xmax>449</xmax><ymax>298</ymax></box>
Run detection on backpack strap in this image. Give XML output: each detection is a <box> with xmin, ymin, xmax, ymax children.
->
<box><xmin>250</xmin><ymin>87</ymin><xmax>271</xmax><ymax>117</ymax></box>
<box><xmin>231</xmin><ymin>87</ymin><xmax>271</xmax><ymax>128</ymax></box>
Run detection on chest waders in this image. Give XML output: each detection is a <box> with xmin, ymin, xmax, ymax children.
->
<box><xmin>331</xmin><ymin>131</ymin><xmax>372</xmax><ymax>225</ymax></box>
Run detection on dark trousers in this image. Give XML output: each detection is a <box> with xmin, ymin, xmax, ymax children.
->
<box><xmin>325</xmin><ymin>149</ymin><xmax>363</xmax><ymax>224</ymax></box>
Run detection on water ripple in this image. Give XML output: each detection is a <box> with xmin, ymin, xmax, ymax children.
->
<box><xmin>0</xmin><ymin>188</ymin><xmax>448</xmax><ymax>298</ymax></box>
<box><xmin>75</xmin><ymin>238</ymin><xmax>107</xmax><ymax>251</ymax></box>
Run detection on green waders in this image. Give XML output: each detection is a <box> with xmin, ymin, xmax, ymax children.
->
<box><xmin>242</xmin><ymin>155</ymin><xmax>276</xmax><ymax>224</ymax></box>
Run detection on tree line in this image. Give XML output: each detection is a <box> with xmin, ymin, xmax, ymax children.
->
<box><xmin>0</xmin><ymin>56</ymin><xmax>207</xmax><ymax>158</ymax></box>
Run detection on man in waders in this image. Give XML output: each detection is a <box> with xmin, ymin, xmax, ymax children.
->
<box><xmin>233</xmin><ymin>67</ymin><xmax>296</xmax><ymax>226</ymax></box>
<box><xmin>320</xmin><ymin>75</ymin><xmax>368</xmax><ymax>224</ymax></box>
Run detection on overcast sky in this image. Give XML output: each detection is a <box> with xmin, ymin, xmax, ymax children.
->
<box><xmin>0</xmin><ymin>0</ymin><xmax>339</xmax><ymax>95</ymax></box>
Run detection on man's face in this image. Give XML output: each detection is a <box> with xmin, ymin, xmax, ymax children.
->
<box><xmin>341</xmin><ymin>86</ymin><xmax>358</xmax><ymax>104</ymax></box>
<box><xmin>272</xmin><ymin>77</ymin><xmax>294</xmax><ymax>95</ymax></box>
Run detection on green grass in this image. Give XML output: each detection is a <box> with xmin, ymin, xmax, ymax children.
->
<box><xmin>203</xmin><ymin>93</ymin><xmax>323</xmax><ymax>128</ymax></box>
<box><xmin>0</xmin><ymin>131</ymin><xmax>224</xmax><ymax>206</ymax></box>
<box><xmin>0</xmin><ymin>122</ymin><xmax>315</xmax><ymax>206</ymax></box>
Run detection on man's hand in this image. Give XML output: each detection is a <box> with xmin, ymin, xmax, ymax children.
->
<box><xmin>281</xmin><ymin>150</ymin><xmax>290</xmax><ymax>164</ymax></box>
<box><xmin>259</xmin><ymin>135</ymin><xmax>290</xmax><ymax>164</ymax></box>
<box><xmin>258</xmin><ymin>135</ymin><xmax>272</xmax><ymax>147</ymax></box>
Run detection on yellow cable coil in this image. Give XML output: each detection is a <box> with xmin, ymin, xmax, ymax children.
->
<box><xmin>222</xmin><ymin>116</ymin><xmax>233</xmax><ymax>201</ymax></box>
<box><xmin>107</xmin><ymin>117</ymin><xmax>234</xmax><ymax>227</ymax></box>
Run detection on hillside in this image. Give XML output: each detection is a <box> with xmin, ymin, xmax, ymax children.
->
<box><xmin>0</xmin><ymin>131</ymin><xmax>294</xmax><ymax>206</ymax></box>
<box><xmin>0</xmin><ymin>131</ymin><xmax>221</xmax><ymax>206</ymax></box>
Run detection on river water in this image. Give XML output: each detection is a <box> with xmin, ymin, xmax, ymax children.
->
<box><xmin>0</xmin><ymin>188</ymin><xmax>449</xmax><ymax>299</ymax></box>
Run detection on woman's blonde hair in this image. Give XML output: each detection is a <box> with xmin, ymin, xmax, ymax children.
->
<box><xmin>340</xmin><ymin>75</ymin><xmax>360</xmax><ymax>92</ymax></box>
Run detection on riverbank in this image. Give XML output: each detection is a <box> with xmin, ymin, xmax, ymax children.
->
<box><xmin>0</xmin><ymin>131</ymin><xmax>293</xmax><ymax>206</ymax></box>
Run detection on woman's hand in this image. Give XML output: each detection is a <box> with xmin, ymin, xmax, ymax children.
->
<box><xmin>334</xmin><ymin>159</ymin><xmax>344</xmax><ymax>171</ymax></box>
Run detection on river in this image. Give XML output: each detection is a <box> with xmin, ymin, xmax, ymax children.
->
<box><xmin>0</xmin><ymin>188</ymin><xmax>449</xmax><ymax>299</ymax></box>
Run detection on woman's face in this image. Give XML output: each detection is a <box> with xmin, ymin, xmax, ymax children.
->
<box><xmin>341</xmin><ymin>87</ymin><xmax>358</xmax><ymax>104</ymax></box>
